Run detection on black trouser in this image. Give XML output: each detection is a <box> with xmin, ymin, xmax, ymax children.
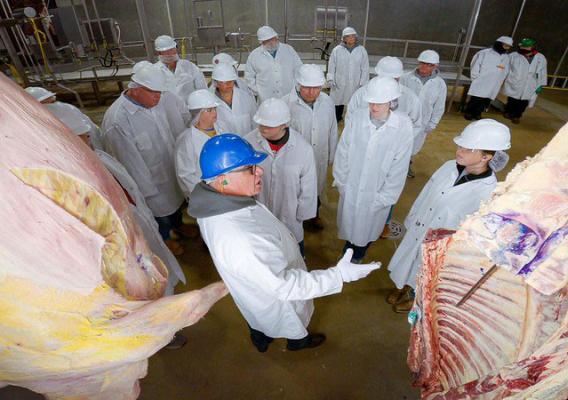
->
<box><xmin>342</xmin><ymin>241</ymin><xmax>371</xmax><ymax>260</ymax></box>
<box><xmin>248</xmin><ymin>325</ymin><xmax>310</xmax><ymax>350</ymax></box>
<box><xmin>155</xmin><ymin>206</ymin><xmax>184</xmax><ymax>240</ymax></box>
<box><xmin>505</xmin><ymin>96</ymin><xmax>529</xmax><ymax>119</ymax></box>
<box><xmin>464</xmin><ymin>95</ymin><xmax>491</xmax><ymax>119</ymax></box>
<box><xmin>335</xmin><ymin>105</ymin><xmax>345</xmax><ymax>122</ymax></box>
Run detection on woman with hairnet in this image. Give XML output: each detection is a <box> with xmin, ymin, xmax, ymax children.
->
<box><xmin>327</xmin><ymin>27</ymin><xmax>369</xmax><ymax>122</ymax></box>
<box><xmin>387</xmin><ymin>119</ymin><xmax>511</xmax><ymax>313</ymax></box>
<box><xmin>212</xmin><ymin>53</ymin><xmax>253</xmax><ymax>95</ymax></box>
<box><xmin>209</xmin><ymin>63</ymin><xmax>257</xmax><ymax>137</ymax></box>
<box><xmin>333</xmin><ymin>77</ymin><xmax>413</xmax><ymax>263</ymax></box>
<box><xmin>175</xmin><ymin>89</ymin><xmax>223</xmax><ymax>198</ymax></box>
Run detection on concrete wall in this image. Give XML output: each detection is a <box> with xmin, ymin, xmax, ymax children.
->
<box><xmin>54</xmin><ymin>0</ymin><xmax>568</xmax><ymax>74</ymax></box>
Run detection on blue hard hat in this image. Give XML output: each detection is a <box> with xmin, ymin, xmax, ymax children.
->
<box><xmin>200</xmin><ymin>134</ymin><xmax>268</xmax><ymax>180</ymax></box>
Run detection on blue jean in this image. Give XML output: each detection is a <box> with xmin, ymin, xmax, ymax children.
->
<box><xmin>155</xmin><ymin>206</ymin><xmax>184</xmax><ymax>240</ymax></box>
<box><xmin>342</xmin><ymin>241</ymin><xmax>371</xmax><ymax>260</ymax></box>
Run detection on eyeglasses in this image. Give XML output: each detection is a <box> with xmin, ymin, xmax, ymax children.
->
<box><xmin>230</xmin><ymin>165</ymin><xmax>257</xmax><ymax>175</ymax></box>
<box><xmin>202</xmin><ymin>107</ymin><xmax>216</xmax><ymax>113</ymax></box>
<box><xmin>457</xmin><ymin>146</ymin><xmax>479</xmax><ymax>153</ymax></box>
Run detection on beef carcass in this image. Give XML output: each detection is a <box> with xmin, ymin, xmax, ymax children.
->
<box><xmin>409</xmin><ymin>122</ymin><xmax>568</xmax><ymax>399</ymax></box>
<box><xmin>0</xmin><ymin>73</ymin><xmax>228</xmax><ymax>399</ymax></box>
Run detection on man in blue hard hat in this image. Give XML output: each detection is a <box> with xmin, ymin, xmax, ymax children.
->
<box><xmin>188</xmin><ymin>134</ymin><xmax>380</xmax><ymax>353</ymax></box>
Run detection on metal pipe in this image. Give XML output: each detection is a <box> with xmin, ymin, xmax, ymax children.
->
<box><xmin>448</xmin><ymin>0</ymin><xmax>483</xmax><ymax>112</ymax></box>
<box><xmin>69</xmin><ymin>0</ymin><xmax>88</xmax><ymax>47</ymax></box>
<box><xmin>134</xmin><ymin>0</ymin><xmax>154</xmax><ymax>60</ymax></box>
<box><xmin>283</xmin><ymin>0</ymin><xmax>288</xmax><ymax>43</ymax></box>
<box><xmin>265</xmin><ymin>0</ymin><xmax>269</xmax><ymax>26</ymax></box>
<box><xmin>362</xmin><ymin>0</ymin><xmax>370</xmax><ymax>47</ymax></box>
<box><xmin>81</xmin><ymin>0</ymin><xmax>97</xmax><ymax>50</ymax></box>
<box><xmin>511</xmin><ymin>0</ymin><xmax>526</xmax><ymax>38</ymax></box>
<box><xmin>334</xmin><ymin>0</ymin><xmax>338</xmax><ymax>42</ymax></box>
<box><xmin>165</xmin><ymin>0</ymin><xmax>175</xmax><ymax>37</ymax></box>
<box><xmin>0</xmin><ymin>26</ymin><xmax>29</xmax><ymax>85</ymax></box>
<box><xmin>322</xmin><ymin>0</ymin><xmax>328</xmax><ymax>44</ymax></box>
<box><xmin>403</xmin><ymin>41</ymin><xmax>409</xmax><ymax>58</ymax></box>
<box><xmin>56</xmin><ymin>82</ymin><xmax>84</xmax><ymax>108</ymax></box>
<box><xmin>183</xmin><ymin>0</ymin><xmax>191</xmax><ymax>37</ymax></box>
<box><xmin>551</xmin><ymin>42</ymin><xmax>568</xmax><ymax>87</ymax></box>
<box><xmin>452</xmin><ymin>28</ymin><xmax>466</xmax><ymax>62</ymax></box>
<box><xmin>90</xmin><ymin>0</ymin><xmax>105</xmax><ymax>45</ymax></box>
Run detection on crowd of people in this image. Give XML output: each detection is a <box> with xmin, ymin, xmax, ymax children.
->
<box><xmin>25</xmin><ymin>25</ymin><xmax>547</xmax><ymax>352</ymax></box>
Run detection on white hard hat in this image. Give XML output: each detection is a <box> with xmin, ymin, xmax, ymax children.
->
<box><xmin>297</xmin><ymin>64</ymin><xmax>325</xmax><ymax>87</ymax></box>
<box><xmin>257</xmin><ymin>26</ymin><xmax>278</xmax><ymax>42</ymax></box>
<box><xmin>187</xmin><ymin>89</ymin><xmax>220</xmax><ymax>110</ymax></box>
<box><xmin>212</xmin><ymin>63</ymin><xmax>238</xmax><ymax>82</ymax></box>
<box><xmin>25</xmin><ymin>86</ymin><xmax>56</xmax><ymax>102</ymax></box>
<box><xmin>131</xmin><ymin>64</ymin><xmax>168</xmax><ymax>92</ymax></box>
<box><xmin>496</xmin><ymin>36</ymin><xmax>513</xmax><ymax>46</ymax></box>
<box><xmin>417</xmin><ymin>49</ymin><xmax>440</xmax><ymax>64</ymax></box>
<box><xmin>342</xmin><ymin>27</ymin><xmax>357</xmax><ymax>37</ymax></box>
<box><xmin>154</xmin><ymin>35</ymin><xmax>177</xmax><ymax>52</ymax></box>
<box><xmin>132</xmin><ymin>60</ymin><xmax>152</xmax><ymax>74</ymax></box>
<box><xmin>212</xmin><ymin>53</ymin><xmax>238</xmax><ymax>66</ymax></box>
<box><xmin>253</xmin><ymin>98</ymin><xmax>290</xmax><ymax>127</ymax></box>
<box><xmin>365</xmin><ymin>76</ymin><xmax>401</xmax><ymax>104</ymax></box>
<box><xmin>375</xmin><ymin>56</ymin><xmax>404</xmax><ymax>78</ymax></box>
<box><xmin>453</xmin><ymin>119</ymin><xmax>511</xmax><ymax>151</ymax></box>
<box><xmin>48</xmin><ymin>104</ymin><xmax>90</xmax><ymax>136</ymax></box>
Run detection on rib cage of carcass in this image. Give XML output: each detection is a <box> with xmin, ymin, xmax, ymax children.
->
<box><xmin>409</xmin><ymin>122</ymin><xmax>568</xmax><ymax>399</ymax></box>
<box><xmin>0</xmin><ymin>73</ymin><xmax>227</xmax><ymax>399</ymax></box>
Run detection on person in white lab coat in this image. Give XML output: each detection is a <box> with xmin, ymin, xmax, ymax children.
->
<box><xmin>284</xmin><ymin>64</ymin><xmax>338</xmax><ymax>230</ymax></box>
<box><xmin>212</xmin><ymin>52</ymin><xmax>253</xmax><ymax>95</ymax></box>
<box><xmin>387</xmin><ymin>119</ymin><xmax>511</xmax><ymax>313</ymax></box>
<box><xmin>209</xmin><ymin>63</ymin><xmax>257</xmax><ymax>136</ymax></box>
<box><xmin>503</xmin><ymin>38</ymin><xmax>548</xmax><ymax>124</ymax></box>
<box><xmin>347</xmin><ymin>57</ymin><xmax>422</xmax><ymax>147</ymax></box>
<box><xmin>188</xmin><ymin>133</ymin><xmax>380</xmax><ymax>352</ymax></box>
<box><xmin>333</xmin><ymin>77</ymin><xmax>413</xmax><ymax>262</ymax></box>
<box><xmin>245</xmin><ymin>26</ymin><xmax>303</xmax><ymax>102</ymax></box>
<box><xmin>154</xmin><ymin>35</ymin><xmax>207</xmax><ymax>103</ymax></box>
<box><xmin>245</xmin><ymin>98</ymin><xmax>317</xmax><ymax>256</ymax></box>
<box><xmin>400</xmin><ymin>50</ymin><xmax>447</xmax><ymax>160</ymax></box>
<box><xmin>133</xmin><ymin>60</ymin><xmax>189</xmax><ymax>139</ymax></box>
<box><xmin>25</xmin><ymin>86</ymin><xmax>104</xmax><ymax>150</ymax></box>
<box><xmin>464</xmin><ymin>36</ymin><xmax>513</xmax><ymax>121</ymax></box>
<box><xmin>327</xmin><ymin>27</ymin><xmax>369</xmax><ymax>122</ymax></box>
<box><xmin>175</xmin><ymin>89</ymin><xmax>222</xmax><ymax>198</ymax></box>
<box><xmin>101</xmin><ymin>64</ymin><xmax>188</xmax><ymax>256</ymax></box>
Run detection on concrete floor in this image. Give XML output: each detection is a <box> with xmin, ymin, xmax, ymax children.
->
<box><xmin>2</xmin><ymin>90</ymin><xmax>566</xmax><ymax>400</ymax></box>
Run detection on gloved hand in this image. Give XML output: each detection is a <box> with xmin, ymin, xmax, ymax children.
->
<box><xmin>535</xmin><ymin>86</ymin><xmax>543</xmax><ymax>94</ymax></box>
<box><xmin>327</xmin><ymin>80</ymin><xmax>337</xmax><ymax>89</ymax></box>
<box><xmin>336</xmin><ymin>249</ymin><xmax>381</xmax><ymax>283</ymax></box>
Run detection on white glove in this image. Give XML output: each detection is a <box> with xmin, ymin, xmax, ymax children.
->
<box><xmin>327</xmin><ymin>79</ymin><xmax>337</xmax><ymax>89</ymax></box>
<box><xmin>336</xmin><ymin>249</ymin><xmax>381</xmax><ymax>283</ymax></box>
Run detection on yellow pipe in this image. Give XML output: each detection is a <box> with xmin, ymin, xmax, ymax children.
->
<box><xmin>29</xmin><ymin>18</ymin><xmax>51</xmax><ymax>75</ymax></box>
<box><xmin>180</xmin><ymin>37</ymin><xmax>187</xmax><ymax>59</ymax></box>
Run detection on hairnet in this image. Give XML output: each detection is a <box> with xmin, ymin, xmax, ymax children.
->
<box><xmin>489</xmin><ymin>150</ymin><xmax>509</xmax><ymax>172</ymax></box>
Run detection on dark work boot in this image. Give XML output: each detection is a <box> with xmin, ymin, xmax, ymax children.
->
<box><xmin>286</xmin><ymin>333</ymin><xmax>326</xmax><ymax>351</ymax></box>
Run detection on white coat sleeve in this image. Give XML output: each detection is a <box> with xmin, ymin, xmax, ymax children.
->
<box><xmin>469</xmin><ymin>51</ymin><xmax>483</xmax><ymax>80</ymax></box>
<box><xmin>328</xmin><ymin>111</ymin><xmax>339</xmax><ymax>164</ymax></box>
<box><xmin>226</xmin><ymin>232</ymin><xmax>343</xmax><ymax>301</ymax></box>
<box><xmin>244</xmin><ymin>56</ymin><xmax>259</xmax><ymax>96</ymax></box>
<box><xmin>537</xmin><ymin>56</ymin><xmax>548</xmax><ymax>87</ymax></box>
<box><xmin>174</xmin><ymin>134</ymin><xmax>199</xmax><ymax>197</ymax></box>
<box><xmin>374</xmin><ymin>124</ymin><xmax>413</xmax><ymax>208</ymax></box>
<box><xmin>292</xmin><ymin>48</ymin><xmax>303</xmax><ymax>77</ymax></box>
<box><xmin>193</xmin><ymin>65</ymin><xmax>207</xmax><ymax>90</ymax></box>
<box><xmin>296</xmin><ymin>147</ymin><xmax>318</xmax><ymax>221</ymax></box>
<box><xmin>326</xmin><ymin>48</ymin><xmax>337</xmax><ymax>83</ymax></box>
<box><xmin>103</xmin><ymin>124</ymin><xmax>159</xmax><ymax>198</ymax></box>
<box><xmin>409</xmin><ymin>95</ymin><xmax>423</xmax><ymax>139</ymax></box>
<box><xmin>426</xmin><ymin>81</ymin><xmax>447</xmax><ymax>132</ymax></box>
<box><xmin>332</xmin><ymin>116</ymin><xmax>352</xmax><ymax>191</ymax></box>
<box><xmin>359</xmin><ymin>48</ymin><xmax>370</xmax><ymax>86</ymax></box>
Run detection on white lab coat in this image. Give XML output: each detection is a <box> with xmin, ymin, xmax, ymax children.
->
<box><xmin>211</xmin><ymin>84</ymin><xmax>257</xmax><ymax>136</ymax></box>
<box><xmin>95</xmin><ymin>150</ymin><xmax>186</xmax><ymax>295</ymax></box>
<box><xmin>284</xmin><ymin>89</ymin><xmax>338</xmax><ymax>196</ymax></box>
<box><xmin>333</xmin><ymin>109</ymin><xmax>413</xmax><ymax>246</ymax></box>
<box><xmin>245</xmin><ymin>128</ymin><xmax>317</xmax><ymax>242</ymax></box>
<box><xmin>101</xmin><ymin>93</ymin><xmax>184</xmax><ymax>217</ymax></box>
<box><xmin>400</xmin><ymin>70</ymin><xmax>447</xmax><ymax>155</ymax></box>
<box><xmin>46</xmin><ymin>101</ymin><xmax>104</xmax><ymax>150</ymax></box>
<box><xmin>388</xmin><ymin>160</ymin><xmax>497</xmax><ymax>289</ymax></box>
<box><xmin>160</xmin><ymin>91</ymin><xmax>190</xmax><ymax>139</ymax></box>
<box><xmin>198</xmin><ymin>201</ymin><xmax>343</xmax><ymax>338</ymax></box>
<box><xmin>156</xmin><ymin>59</ymin><xmax>207</xmax><ymax>103</ymax></box>
<box><xmin>467</xmin><ymin>48</ymin><xmax>510</xmax><ymax>100</ymax></box>
<box><xmin>503</xmin><ymin>52</ymin><xmax>547</xmax><ymax>106</ymax></box>
<box><xmin>346</xmin><ymin>83</ymin><xmax>423</xmax><ymax>143</ymax></box>
<box><xmin>245</xmin><ymin>43</ymin><xmax>303</xmax><ymax>102</ymax></box>
<box><xmin>327</xmin><ymin>44</ymin><xmax>369</xmax><ymax>105</ymax></box>
<box><xmin>175</xmin><ymin>124</ymin><xmax>221</xmax><ymax>197</ymax></box>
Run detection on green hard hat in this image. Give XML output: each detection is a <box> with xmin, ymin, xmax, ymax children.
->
<box><xmin>519</xmin><ymin>38</ymin><xmax>536</xmax><ymax>47</ymax></box>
